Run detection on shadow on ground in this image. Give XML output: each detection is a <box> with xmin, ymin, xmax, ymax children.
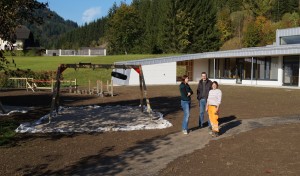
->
<box><xmin>18</xmin><ymin>134</ymin><xmax>174</xmax><ymax>176</ymax></box>
<box><xmin>219</xmin><ymin>115</ymin><xmax>241</xmax><ymax>135</ymax></box>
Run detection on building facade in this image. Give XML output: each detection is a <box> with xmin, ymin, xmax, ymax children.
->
<box><xmin>113</xmin><ymin>27</ymin><xmax>300</xmax><ymax>87</ymax></box>
<box><xmin>0</xmin><ymin>26</ymin><xmax>32</xmax><ymax>50</ymax></box>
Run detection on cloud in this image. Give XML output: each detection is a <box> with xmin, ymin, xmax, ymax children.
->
<box><xmin>82</xmin><ymin>7</ymin><xmax>101</xmax><ymax>24</ymax></box>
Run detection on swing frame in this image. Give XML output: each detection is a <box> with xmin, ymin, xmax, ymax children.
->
<box><xmin>49</xmin><ymin>63</ymin><xmax>152</xmax><ymax>122</ymax></box>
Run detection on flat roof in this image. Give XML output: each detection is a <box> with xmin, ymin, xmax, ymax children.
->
<box><xmin>276</xmin><ymin>27</ymin><xmax>300</xmax><ymax>45</ymax></box>
<box><xmin>116</xmin><ymin>44</ymin><xmax>300</xmax><ymax>66</ymax></box>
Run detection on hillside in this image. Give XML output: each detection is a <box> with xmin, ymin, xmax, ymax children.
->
<box><xmin>46</xmin><ymin>0</ymin><xmax>300</xmax><ymax>53</ymax></box>
<box><xmin>23</xmin><ymin>8</ymin><xmax>78</xmax><ymax>49</ymax></box>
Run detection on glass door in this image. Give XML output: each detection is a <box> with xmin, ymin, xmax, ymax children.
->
<box><xmin>283</xmin><ymin>56</ymin><xmax>299</xmax><ymax>86</ymax></box>
<box><xmin>236</xmin><ymin>58</ymin><xmax>243</xmax><ymax>84</ymax></box>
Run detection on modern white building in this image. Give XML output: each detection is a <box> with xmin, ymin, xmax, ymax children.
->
<box><xmin>113</xmin><ymin>27</ymin><xmax>300</xmax><ymax>87</ymax></box>
<box><xmin>44</xmin><ymin>48</ymin><xmax>106</xmax><ymax>56</ymax></box>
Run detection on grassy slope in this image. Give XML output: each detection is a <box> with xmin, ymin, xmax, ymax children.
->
<box><xmin>6</xmin><ymin>54</ymin><xmax>175</xmax><ymax>87</ymax></box>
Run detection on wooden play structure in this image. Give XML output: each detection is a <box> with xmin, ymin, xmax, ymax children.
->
<box><xmin>49</xmin><ymin>63</ymin><xmax>152</xmax><ymax>122</ymax></box>
<box><xmin>5</xmin><ymin>78</ymin><xmax>77</xmax><ymax>92</ymax></box>
<box><xmin>81</xmin><ymin>80</ymin><xmax>114</xmax><ymax>96</ymax></box>
<box><xmin>6</xmin><ymin>77</ymin><xmax>113</xmax><ymax>95</ymax></box>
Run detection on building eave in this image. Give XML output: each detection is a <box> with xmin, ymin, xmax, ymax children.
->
<box><xmin>116</xmin><ymin>44</ymin><xmax>300</xmax><ymax>66</ymax></box>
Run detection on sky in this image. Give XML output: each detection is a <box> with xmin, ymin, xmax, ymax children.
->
<box><xmin>38</xmin><ymin>0</ymin><xmax>132</xmax><ymax>26</ymax></box>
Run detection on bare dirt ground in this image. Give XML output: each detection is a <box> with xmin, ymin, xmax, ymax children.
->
<box><xmin>1</xmin><ymin>85</ymin><xmax>300</xmax><ymax>175</ymax></box>
<box><xmin>160</xmin><ymin>123</ymin><xmax>300</xmax><ymax>176</ymax></box>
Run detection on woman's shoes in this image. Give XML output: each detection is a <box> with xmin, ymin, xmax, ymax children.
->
<box><xmin>211</xmin><ymin>131</ymin><xmax>219</xmax><ymax>137</ymax></box>
<box><xmin>182</xmin><ymin>130</ymin><xmax>188</xmax><ymax>135</ymax></box>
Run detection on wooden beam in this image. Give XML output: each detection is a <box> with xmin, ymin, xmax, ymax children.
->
<box><xmin>139</xmin><ymin>67</ymin><xmax>144</xmax><ymax>112</ymax></box>
<box><xmin>0</xmin><ymin>100</ymin><xmax>5</xmax><ymax>114</ymax></box>
<box><xmin>63</xmin><ymin>63</ymin><xmax>140</xmax><ymax>70</ymax></box>
<box><xmin>139</xmin><ymin>65</ymin><xmax>152</xmax><ymax>113</ymax></box>
<box><xmin>49</xmin><ymin>65</ymin><xmax>63</xmax><ymax>122</ymax></box>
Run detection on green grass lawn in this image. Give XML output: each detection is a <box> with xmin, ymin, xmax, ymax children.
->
<box><xmin>0</xmin><ymin>120</ymin><xmax>18</xmax><ymax>146</ymax></box>
<box><xmin>5</xmin><ymin>54</ymin><xmax>176</xmax><ymax>87</ymax></box>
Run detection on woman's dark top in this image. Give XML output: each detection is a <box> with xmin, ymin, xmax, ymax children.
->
<box><xmin>179</xmin><ymin>82</ymin><xmax>193</xmax><ymax>101</ymax></box>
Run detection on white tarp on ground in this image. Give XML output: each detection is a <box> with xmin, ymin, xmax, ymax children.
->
<box><xmin>0</xmin><ymin>106</ymin><xmax>32</xmax><ymax>116</ymax></box>
<box><xmin>15</xmin><ymin>105</ymin><xmax>172</xmax><ymax>133</ymax></box>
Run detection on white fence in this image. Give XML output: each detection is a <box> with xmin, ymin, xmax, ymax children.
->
<box><xmin>45</xmin><ymin>49</ymin><xmax>106</xmax><ymax>56</ymax></box>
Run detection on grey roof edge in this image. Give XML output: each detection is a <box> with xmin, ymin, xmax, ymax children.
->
<box><xmin>115</xmin><ymin>44</ymin><xmax>300</xmax><ymax>66</ymax></box>
<box><xmin>277</xmin><ymin>27</ymin><xmax>300</xmax><ymax>36</ymax></box>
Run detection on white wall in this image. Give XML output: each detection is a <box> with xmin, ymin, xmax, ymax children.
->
<box><xmin>210</xmin><ymin>79</ymin><xmax>236</xmax><ymax>84</ymax></box>
<box><xmin>113</xmin><ymin>62</ymin><xmax>177</xmax><ymax>85</ymax></box>
<box><xmin>15</xmin><ymin>40</ymin><xmax>23</xmax><ymax>50</ymax></box>
<box><xmin>299</xmin><ymin>57</ymin><xmax>300</xmax><ymax>87</ymax></box>
<box><xmin>256</xmin><ymin>80</ymin><xmax>282</xmax><ymax>86</ymax></box>
<box><xmin>0</xmin><ymin>38</ymin><xmax>8</xmax><ymax>50</ymax></box>
<box><xmin>278</xmin><ymin>56</ymin><xmax>283</xmax><ymax>86</ymax></box>
<box><xmin>193</xmin><ymin>59</ymin><xmax>209</xmax><ymax>82</ymax></box>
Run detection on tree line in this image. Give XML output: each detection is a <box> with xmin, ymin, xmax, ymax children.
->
<box><xmin>44</xmin><ymin>0</ymin><xmax>300</xmax><ymax>54</ymax></box>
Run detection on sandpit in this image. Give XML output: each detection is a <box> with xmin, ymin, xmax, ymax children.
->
<box><xmin>15</xmin><ymin>105</ymin><xmax>172</xmax><ymax>133</ymax></box>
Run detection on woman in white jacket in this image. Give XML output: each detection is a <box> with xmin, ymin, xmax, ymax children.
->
<box><xmin>206</xmin><ymin>81</ymin><xmax>222</xmax><ymax>137</ymax></box>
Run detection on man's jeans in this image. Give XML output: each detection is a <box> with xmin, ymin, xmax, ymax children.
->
<box><xmin>199</xmin><ymin>99</ymin><xmax>211</xmax><ymax>127</ymax></box>
<box><xmin>181</xmin><ymin>100</ymin><xmax>191</xmax><ymax>131</ymax></box>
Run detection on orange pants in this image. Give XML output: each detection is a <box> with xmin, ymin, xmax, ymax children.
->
<box><xmin>208</xmin><ymin>105</ymin><xmax>219</xmax><ymax>132</ymax></box>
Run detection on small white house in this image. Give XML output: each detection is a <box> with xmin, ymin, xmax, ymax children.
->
<box><xmin>0</xmin><ymin>26</ymin><xmax>31</xmax><ymax>50</ymax></box>
<box><xmin>113</xmin><ymin>27</ymin><xmax>300</xmax><ymax>87</ymax></box>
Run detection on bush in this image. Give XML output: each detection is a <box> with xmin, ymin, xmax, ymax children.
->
<box><xmin>0</xmin><ymin>120</ymin><xmax>18</xmax><ymax>146</ymax></box>
<box><xmin>3</xmin><ymin>49</ymin><xmax>43</xmax><ymax>57</ymax></box>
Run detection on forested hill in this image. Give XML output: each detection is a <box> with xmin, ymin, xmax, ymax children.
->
<box><xmin>23</xmin><ymin>7</ymin><xmax>78</xmax><ymax>49</ymax></box>
<box><xmin>51</xmin><ymin>0</ymin><xmax>300</xmax><ymax>54</ymax></box>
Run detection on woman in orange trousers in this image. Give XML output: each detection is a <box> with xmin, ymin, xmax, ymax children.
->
<box><xmin>206</xmin><ymin>81</ymin><xmax>222</xmax><ymax>137</ymax></box>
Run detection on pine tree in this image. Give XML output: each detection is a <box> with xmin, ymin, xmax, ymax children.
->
<box><xmin>186</xmin><ymin>0</ymin><xmax>221</xmax><ymax>53</ymax></box>
<box><xmin>107</xmin><ymin>4</ymin><xmax>143</xmax><ymax>54</ymax></box>
<box><xmin>243</xmin><ymin>21</ymin><xmax>261</xmax><ymax>47</ymax></box>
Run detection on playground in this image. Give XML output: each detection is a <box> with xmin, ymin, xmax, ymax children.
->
<box><xmin>0</xmin><ymin>84</ymin><xmax>300</xmax><ymax>175</ymax></box>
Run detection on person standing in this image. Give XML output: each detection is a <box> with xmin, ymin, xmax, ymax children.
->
<box><xmin>179</xmin><ymin>75</ymin><xmax>193</xmax><ymax>134</ymax></box>
<box><xmin>197</xmin><ymin>72</ymin><xmax>212</xmax><ymax>128</ymax></box>
<box><xmin>206</xmin><ymin>81</ymin><xmax>222</xmax><ymax>137</ymax></box>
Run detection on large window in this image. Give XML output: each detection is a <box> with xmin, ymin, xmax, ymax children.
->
<box><xmin>209</xmin><ymin>58</ymin><xmax>237</xmax><ymax>79</ymax></box>
<box><xmin>256</xmin><ymin>57</ymin><xmax>271</xmax><ymax>79</ymax></box>
<box><xmin>209</xmin><ymin>57</ymin><xmax>278</xmax><ymax>80</ymax></box>
<box><xmin>244</xmin><ymin>58</ymin><xmax>252</xmax><ymax>79</ymax></box>
<box><xmin>270</xmin><ymin>57</ymin><xmax>278</xmax><ymax>80</ymax></box>
<box><xmin>255</xmin><ymin>57</ymin><xmax>278</xmax><ymax>80</ymax></box>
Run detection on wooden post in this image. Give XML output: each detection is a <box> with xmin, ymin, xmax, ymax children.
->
<box><xmin>96</xmin><ymin>80</ymin><xmax>99</xmax><ymax>94</ymax></box>
<box><xmin>111</xmin><ymin>80</ymin><xmax>113</xmax><ymax>97</ymax></box>
<box><xmin>89</xmin><ymin>80</ymin><xmax>91</xmax><ymax>94</ymax></box>
<box><xmin>75</xmin><ymin>78</ymin><xmax>77</xmax><ymax>93</ymax></box>
<box><xmin>139</xmin><ymin>65</ymin><xmax>152</xmax><ymax>113</ymax></box>
<box><xmin>25</xmin><ymin>78</ymin><xmax>28</xmax><ymax>92</ymax></box>
<box><xmin>51</xmin><ymin>79</ymin><xmax>54</xmax><ymax>92</ymax></box>
<box><xmin>0</xmin><ymin>100</ymin><xmax>5</xmax><ymax>114</ymax></box>
<box><xmin>106</xmin><ymin>80</ymin><xmax>109</xmax><ymax>95</ymax></box>
<box><xmin>139</xmin><ymin>65</ymin><xmax>144</xmax><ymax>112</ymax></box>
<box><xmin>49</xmin><ymin>65</ymin><xmax>63</xmax><ymax>122</ymax></box>
<box><xmin>100</xmin><ymin>80</ymin><xmax>103</xmax><ymax>95</ymax></box>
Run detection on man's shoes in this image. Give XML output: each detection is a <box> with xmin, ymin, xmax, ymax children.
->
<box><xmin>182</xmin><ymin>130</ymin><xmax>188</xmax><ymax>135</ymax></box>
